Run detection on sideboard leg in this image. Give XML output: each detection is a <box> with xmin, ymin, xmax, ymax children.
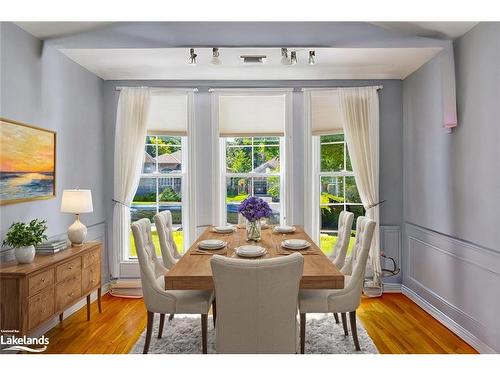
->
<box><xmin>86</xmin><ymin>294</ymin><xmax>91</xmax><ymax>321</ymax></box>
<box><xmin>97</xmin><ymin>287</ymin><xmax>102</xmax><ymax>313</ymax></box>
<box><xmin>59</xmin><ymin>313</ymin><xmax>63</xmax><ymax>323</ymax></box>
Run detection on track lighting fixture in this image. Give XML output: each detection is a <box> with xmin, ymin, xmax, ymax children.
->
<box><xmin>211</xmin><ymin>48</ymin><xmax>222</xmax><ymax>65</ymax></box>
<box><xmin>281</xmin><ymin>48</ymin><xmax>291</xmax><ymax>65</ymax></box>
<box><xmin>308</xmin><ymin>50</ymin><xmax>316</xmax><ymax>65</ymax></box>
<box><xmin>188</xmin><ymin>48</ymin><xmax>197</xmax><ymax>65</ymax></box>
<box><xmin>290</xmin><ymin>51</ymin><xmax>297</xmax><ymax>65</ymax></box>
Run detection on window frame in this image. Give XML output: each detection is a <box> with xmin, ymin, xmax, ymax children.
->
<box><xmin>316</xmin><ymin>134</ymin><xmax>364</xmax><ymax>241</ymax></box>
<box><xmin>219</xmin><ymin>136</ymin><xmax>286</xmax><ymax>225</ymax></box>
<box><xmin>126</xmin><ymin>134</ymin><xmax>188</xmax><ymax>260</ymax></box>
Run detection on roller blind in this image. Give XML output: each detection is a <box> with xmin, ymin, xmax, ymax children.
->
<box><xmin>218</xmin><ymin>93</ymin><xmax>286</xmax><ymax>137</ymax></box>
<box><xmin>310</xmin><ymin>90</ymin><xmax>343</xmax><ymax>135</ymax></box>
<box><xmin>147</xmin><ymin>92</ymin><xmax>188</xmax><ymax>136</ymax></box>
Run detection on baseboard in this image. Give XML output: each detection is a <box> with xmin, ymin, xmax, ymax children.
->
<box><xmin>401</xmin><ymin>285</ymin><xmax>496</xmax><ymax>354</ymax></box>
<box><xmin>30</xmin><ymin>282</ymin><xmax>110</xmax><ymax>339</ymax></box>
<box><xmin>383</xmin><ymin>282</ymin><xmax>402</xmax><ymax>293</ymax></box>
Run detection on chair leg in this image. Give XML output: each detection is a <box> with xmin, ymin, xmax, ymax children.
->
<box><xmin>168</xmin><ymin>314</ymin><xmax>174</xmax><ymax>321</ymax></box>
<box><xmin>349</xmin><ymin>311</ymin><xmax>361</xmax><ymax>351</ymax></box>
<box><xmin>201</xmin><ymin>314</ymin><xmax>208</xmax><ymax>354</ymax></box>
<box><xmin>341</xmin><ymin>313</ymin><xmax>349</xmax><ymax>336</ymax></box>
<box><xmin>158</xmin><ymin>314</ymin><xmax>165</xmax><ymax>339</ymax></box>
<box><xmin>300</xmin><ymin>313</ymin><xmax>306</xmax><ymax>354</ymax></box>
<box><xmin>212</xmin><ymin>300</ymin><xmax>217</xmax><ymax>328</ymax></box>
<box><xmin>333</xmin><ymin>312</ymin><xmax>340</xmax><ymax>324</ymax></box>
<box><xmin>86</xmin><ymin>294</ymin><xmax>91</xmax><ymax>321</ymax></box>
<box><xmin>97</xmin><ymin>287</ymin><xmax>102</xmax><ymax>313</ymax></box>
<box><xmin>143</xmin><ymin>311</ymin><xmax>154</xmax><ymax>354</ymax></box>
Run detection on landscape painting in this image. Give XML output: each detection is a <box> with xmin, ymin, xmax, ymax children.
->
<box><xmin>0</xmin><ymin>119</ymin><xmax>56</xmax><ymax>205</ymax></box>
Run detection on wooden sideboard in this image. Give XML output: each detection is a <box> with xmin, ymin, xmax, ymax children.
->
<box><xmin>0</xmin><ymin>242</ymin><xmax>102</xmax><ymax>335</ymax></box>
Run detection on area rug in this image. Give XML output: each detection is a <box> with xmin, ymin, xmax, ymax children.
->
<box><xmin>130</xmin><ymin>313</ymin><xmax>378</xmax><ymax>354</ymax></box>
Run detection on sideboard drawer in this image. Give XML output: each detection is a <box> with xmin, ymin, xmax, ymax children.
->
<box><xmin>82</xmin><ymin>247</ymin><xmax>100</xmax><ymax>268</ymax></box>
<box><xmin>28</xmin><ymin>268</ymin><xmax>54</xmax><ymax>296</ymax></box>
<box><xmin>82</xmin><ymin>263</ymin><xmax>100</xmax><ymax>294</ymax></box>
<box><xmin>28</xmin><ymin>287</ymin><xmax>54</xmax><ymax>330</ymax></box>
<box><xmin>55</xmin><ymin>274</ymin><xmax>81</xmax><ymax>311</ymax></box>
<box><xmin>56</xmin><ymin>257</ymin><xmax>82</xmax><ymax>282</ymax></box>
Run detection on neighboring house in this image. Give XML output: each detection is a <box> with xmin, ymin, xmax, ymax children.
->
<box><xmin>156</xmin><ymin>150</ymin><xmax>182</xmax><ymax>173</ymax></box>
<box><xmin>226</xmin><ymin>157</ymin><xmax>280</xmax><ymax>198</ymax></box>
<box><xmin>137</xmin><ymin>150</ymin><xmax>182</xmax><ymax>196</ymax></box>
<box><xmin>252</xmin><ymin>157</ymin><xmax>279</xmax><ymax>196</ymax></box>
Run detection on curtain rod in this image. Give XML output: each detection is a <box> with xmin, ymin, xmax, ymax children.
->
<box><xmin>115</xmin><ymin>86</ymin><xmax>198</xmax><ymax>92</ymax></box>
<box><xmin>208</xmin><ymin>87</ymin><xmax>294</xmax><ymax>93</ymax></box>
<box><xmin>301</xmin><ymin>85</ymin><xmax>383</xmax><ymax>92</ymax></box>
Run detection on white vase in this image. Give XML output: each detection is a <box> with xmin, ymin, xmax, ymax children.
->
<box><xmin>15</xmin><ymin>245</ymin><xmax>36</xmax><ymax>264</ymax></box>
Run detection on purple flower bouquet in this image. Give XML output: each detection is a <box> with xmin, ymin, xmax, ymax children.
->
<box><xmin>238</xmin><ymin>197</ymin><xmax>272</xmax><ymax>241</ymax></box>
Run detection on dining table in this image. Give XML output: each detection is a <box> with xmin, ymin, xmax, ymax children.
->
<box><xmin>164</xmin><ymin>225</ymin><xmax>344</xmax><ymax>290</ymax></box>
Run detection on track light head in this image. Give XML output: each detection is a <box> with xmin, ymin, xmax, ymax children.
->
<box><xmin>211</xmin><ymin>47</ymin><xmax>222</xmax><ymax>65</ymax></box>
<box><xmin>188</xmin><ymin>48</ymin><xmax>197</xmax><ymax>65</ymax></box>
<box><xmin>281</xmin><ymin>48</ymin><xmax>291</xmax><ymax>65</ymax></box>
<box><xmin>308</xmin><ymin>50</ymin><xmax>316</xmax><ymax>65</ymax></box>
<box><xmin>290</xmin><ymin>51</ymin><xmax>297</xmax><ymax>65</ymax></box>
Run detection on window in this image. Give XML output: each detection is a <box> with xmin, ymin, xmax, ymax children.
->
<box><xmin>129</xmin><ymin>135</ymin><xmax>185</xmax><ymax>258</ymax></box>
<box><xmin>318</xmin><ymin>134</ymin><xmax>364</xmax><ymax>255</ymax></box>
<box><xmin>222</xmin><ymin>136</ymin><xmax>283</xmax><ymax>225</ymax></box>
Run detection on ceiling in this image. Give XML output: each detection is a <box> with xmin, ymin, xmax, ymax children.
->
<box><xmin>15</xmin><ymin>22</ymin><xmax>114</xmax><ymax>39</ymax></box>
<box><xmin>372</xmin><ymin>22</ymin><xmax>478</xmax><ymax>39</ymax></box>
<box><xmin>15</xmin><ymin>21</ymin><xmax>478</xmax><ymax>40</ymax></box>
<box><xmin>60</xmin><ymin>47</ymin><xmax>442</xmax><ymax>80</ymax></box>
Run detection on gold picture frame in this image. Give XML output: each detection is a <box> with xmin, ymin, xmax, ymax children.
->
<box><xmin>0</xmin><ymin>118</ymin><xmax>57</xmax><ymax>205</ymax></box>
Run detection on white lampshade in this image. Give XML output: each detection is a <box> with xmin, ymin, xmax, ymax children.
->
<box><xmin>61</xmin><ymin>189</ymin><xmax>93</xmax><ymax>214</ymax></box>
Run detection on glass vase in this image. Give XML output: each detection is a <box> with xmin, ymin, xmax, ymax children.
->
<box><xmin>246</xmin><ymin>220</ymin><xmax>261</xmax><ymax>241</ymax></box>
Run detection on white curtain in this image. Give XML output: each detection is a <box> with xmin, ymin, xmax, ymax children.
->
<box><xmin>338</xmin><ymin>87</ymin><xmax>382</xmax><ymax>292</ymax></box>
<box><xmin>112</xmin><ymin>87</ymin><xmax>151</xmax><ymax>277</ymax></box>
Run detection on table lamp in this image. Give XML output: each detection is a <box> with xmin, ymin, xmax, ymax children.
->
<box><xmin>61</xmin><ymin>189</ymin><xmax>93</xmax><ymax>246</ymax></box>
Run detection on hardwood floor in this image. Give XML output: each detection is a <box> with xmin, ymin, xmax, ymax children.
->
<box><xmin>41</xmin><ymin>292</ymin><xmax>477</xmax><ymax>354</ymax></box>
<box><xmin>357</xmin><ymin>293</ymin><xmax>477</xmax><ymax>354</ymax></box>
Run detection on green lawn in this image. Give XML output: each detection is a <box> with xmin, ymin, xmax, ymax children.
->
<box><xmin>226</xmin><ymin>193</ymin><xmax>249</xmax><ymax>202</ymax></box>
<box><xmin>129</xmin><ymin>230</ymin><xmax>354</xmax><ymax>258</ymax></box>
<box><xmin>319</xmin><ymin>233</ymin><xmax>356</xmax><ymax>257</ymax></box>
<box><xmin>129</xmin><ymin>231</ymin><xmax>184</xmax><ymax>257</ymax></box>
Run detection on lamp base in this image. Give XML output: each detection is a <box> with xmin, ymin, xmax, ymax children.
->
<box><xmin>68</xmin><ymin>214</ymin><xmax>88</xmax><ymax>247</ymax></box>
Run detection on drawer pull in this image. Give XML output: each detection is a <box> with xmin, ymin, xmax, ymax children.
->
<box><xmin>69</xmin><ymin>266</ymin><xmax>73</xmax><ymax>270</ymax></box>
<box><xmin>41</xmin><ymin>278</ymin><xmax>45</xmax><ymax>282</ymax></box>
<box><xmin>68</xmin><ymin>292</ymin><xmax>74</xmax><ymax>297</ymax></box>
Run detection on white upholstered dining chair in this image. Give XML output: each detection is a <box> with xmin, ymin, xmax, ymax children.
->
<box><xmin>131</xmin><ymin>218</ymin><xmax>215</xmax><ymax>354</ymax></box>
<box><xmin>330</xmin><ymin>210</ymin><xmax>354</xmax><ymax>270</ymax></box>
<box><xmin>299</xmin><ymin>217</ymin><xmax>375</xmax><ymax>352</ymax></box>
<box><xmin>210</xmin><ymin>253</ymin><xmax>304</xmax><ymax>354</ymax></box>
<box><xmin>153</xmin><ymin>210</ymin><xmax>182</xmax><ymax>269</ymax></box>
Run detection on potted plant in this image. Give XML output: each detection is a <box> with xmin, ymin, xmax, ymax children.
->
<box><xmin>2</xmin><ymin>219</ymin><xmax>48</xmax><ymax>264</ymax></box>
<box><xmin>238</xmin><ymin>197</ymin><xmax>272</xmax><ymax>241</ymax></box>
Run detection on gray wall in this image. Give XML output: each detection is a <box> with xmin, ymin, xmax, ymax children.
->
<box><xmin>0</xmin><ymin>23</ymin><xmax>106</xmax><ymax>268</ymax></box>
<box><xmin>402</xmin><ymin>23</ymin><xmax>500</xmax><ymax>352</ymax></box>
<box><xmin>102</xmin><ymin>79</ymin><xmax>403</xmax><ymax>278</ymax></box>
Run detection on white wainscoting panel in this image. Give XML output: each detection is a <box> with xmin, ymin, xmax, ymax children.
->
<box><xmin>403</xmin><ymin>223</ymin><xmax>499</xmax><ymax>353</ymax></box>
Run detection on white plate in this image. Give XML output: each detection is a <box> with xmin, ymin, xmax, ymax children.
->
<box><xmin>235</xmin><ymin>245</ymin><xmax>266</xmax><ymax>258</ymax></box>
<box><xmin>213</xmin><ymin>225</ymin><xmax>236</xmax><ymax>233</ymax></box>
<box><xmin>274</xmin><ymin>225</ymin><xmax>296</xmax><ymax>233</ymax></box>
<box><xmin>282</xmin><ymin>239</ymin><xmax>310</xmax><ymax>250</ymax></box>
<box><xmin>198</xmin><ymin>239</ymin><xmax>226</xmax><ymax>250</ymax></box>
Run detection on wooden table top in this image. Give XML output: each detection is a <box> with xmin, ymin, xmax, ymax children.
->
<box><xmin>165</xmin><ymin>226</ymin><xmax>344</xmax><ymax>290</ymax></box>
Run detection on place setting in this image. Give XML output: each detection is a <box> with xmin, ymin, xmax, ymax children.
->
<box><xmin>191</xmin><ymin>239</ymin><xmax>228</xmax><ymax>255</ymax></box>
<box><xmin>277</xmin><ymin>240</ymin><xmax>318</xmax><ymax>255</ymax></box>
